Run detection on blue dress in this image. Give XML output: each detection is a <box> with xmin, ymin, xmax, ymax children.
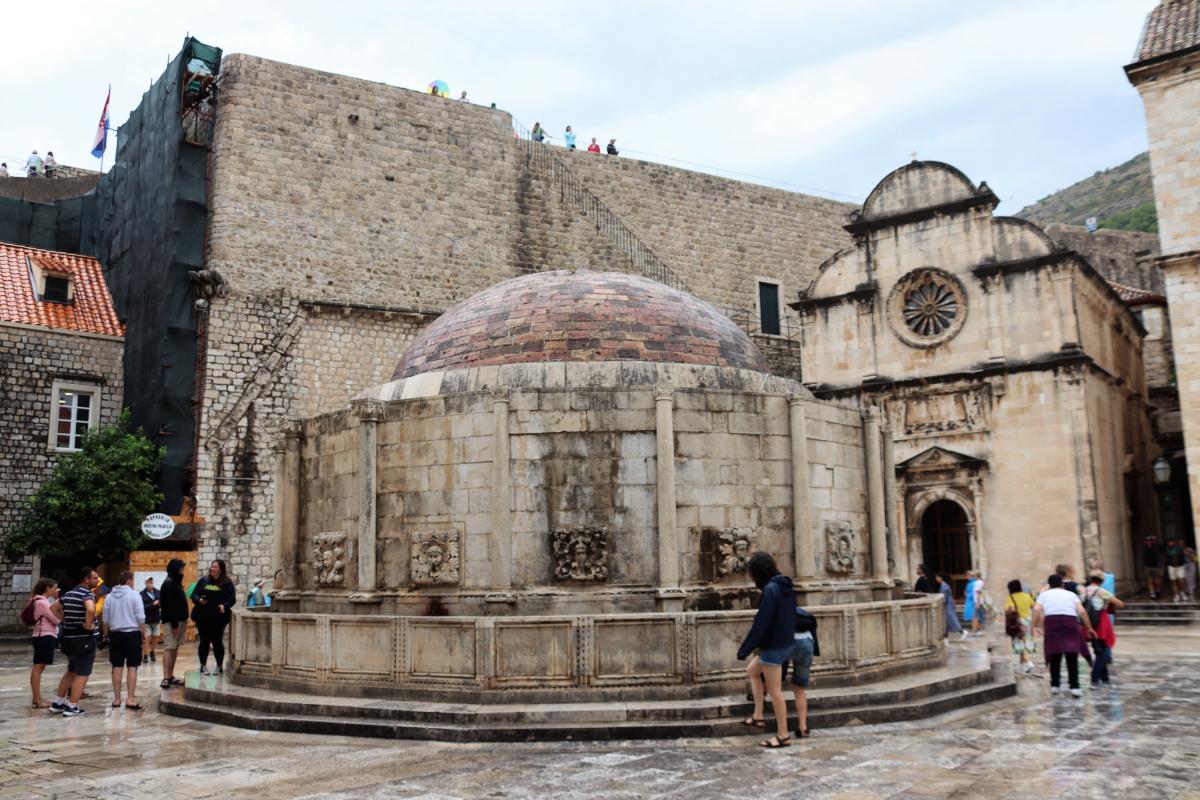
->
<box><xmin>962</xmin><ymin>578</ymin><xmax>977</xmax><ymax>621</ymax></box>
<box><xmin>941</xmin><ymin>583</ymin><xmax>962</xmax><ymax>634</ymax></box>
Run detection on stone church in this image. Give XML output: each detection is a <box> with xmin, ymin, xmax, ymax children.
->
<box><xmin>793</xmin><ymin>162</ymin><xmax>1155</xmax><ymax>595</ymax></box>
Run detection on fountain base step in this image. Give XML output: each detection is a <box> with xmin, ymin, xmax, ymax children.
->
<box><xmin>159</xmin><ymin>648</ymin><xmax>1015</xmax><ymax>741</ymax></box>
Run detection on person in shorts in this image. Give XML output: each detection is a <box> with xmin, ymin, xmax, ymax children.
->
<box><xmin>28</xmin><ymin>578</ymin><xmax>62</xmax><ymax>708</ymax></box>
<box><xmin>736</xmin><ymin>552</ymin><xmax>797</xmax><ymax>749</ymax></box>
<box><xmin>789</xmin><ymin>606</ymin><xmax>820</xmax><ymax>739</ymax></box>
<box><xmin>1141</xmin><ymin>535</ymin><xmax>1162</xmax><ymax>600</ymax></box>
<box><xmin>102</xmin><ymin>571</ymin><xmax>147</xmax><ymax>710</ymax></box>
<box><xmin>159</xmin><ymin>558</ymin><xmax>189</xmax><ymax>688</ymax></box>
<box><xmin>1166</xmin><ymin>538</ymin><xmax>1188</xmax><ymax>602</ymax></box>
<box><xmin>53</xmin><ymin>567</ymin><xmax>100</xmax><ymax>716</ymax></box>
<box><xmin>140</xmin><ymin>577</ymin><xmax>162</xmax><ymax>663</ymax></box>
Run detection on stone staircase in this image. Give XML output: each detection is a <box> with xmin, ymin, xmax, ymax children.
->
<box><xmin>160</xmin><ymin>652</ymin><xmax>1015</xmax><ymax>742</ymax></box>
<box><xmin>1114</xmin><ymin>600</ymin><xmax>1200</xmax><ymax>626</ymax></box>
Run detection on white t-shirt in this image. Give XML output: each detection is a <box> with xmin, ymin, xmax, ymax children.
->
<box><xmin>1036</xmin><ymin>587</ymin><xmax>1080</xmax><ymax>617</ymax></box>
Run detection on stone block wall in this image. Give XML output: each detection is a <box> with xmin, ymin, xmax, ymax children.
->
<box><xmin>0</xmin><ymin>324</ymin><xmax>123</xmax><ymax>625</ymax></box>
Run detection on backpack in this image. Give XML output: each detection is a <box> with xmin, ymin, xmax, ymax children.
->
<box><xmin>1003</xmin><ymin>595</ymin><xmax>1023</xmax><ymax>638</ymax></box>
<box><xmin>1083</xmin><ymin>587</ymin><xmax>1104</xmax><ymax>629</ymax></box>
<box><xmin>19</xmin><ymin>597</ymin><xmax>37</xmax><ymax>627</ymax></box>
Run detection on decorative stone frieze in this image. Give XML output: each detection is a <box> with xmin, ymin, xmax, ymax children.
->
<box><xmin>410</xmin><ymin>530</ymin><xmax>461</xmax><ymax>586</ymax></box>
<box><xmin>552</xmin><ymin>526</ymin><xmax>609</xmax><ymax>581</ymax></box>
<box><xmin>312</xmin><ymin>532</ymin><xmax>347</xmax><ymax>586</ymax></box>
<box><xmin>825</xmin><ymin>522</ymin><xmax>857</xmax><ymax>574</ymax></box>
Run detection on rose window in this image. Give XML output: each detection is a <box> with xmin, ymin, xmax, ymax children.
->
<box><xmin>903</xmin><ymin>279</ymin><xmax>959</xmax><ymax>337</ymax></box>
<box><xmin>888</xmin><ymin>269</ymin><xmax>967</xmax><ymax>347</ymax></box>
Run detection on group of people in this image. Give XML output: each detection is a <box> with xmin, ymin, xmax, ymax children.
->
<box><xmin>1140</xmin><ymin>534</ymin><xmax>1197</xmax><ymax>602</ymax></box>
<box><xmin>915</xmin><ymin>559</ymin><xmax>1126</xmax><ymax>697</ymax></box>
<box><xmin>1</xmin><ymin>150</ymin><xmax>59</xmax><ymax>178</ymax></box>
<box><xmin>530</xmin><ymin>122</ymin><xmax>620</xmax><ymax>155</ymax></box>
<box><xmin>22</xmin><ymin>559</ymin><xmax>239</xmax><ymax>715</ymax></box>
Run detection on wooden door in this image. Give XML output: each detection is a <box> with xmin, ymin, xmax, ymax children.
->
<box><xmin>921</xmin><ymin>499</ymin><xmax>971</xmax><ymax>599</ymax></box>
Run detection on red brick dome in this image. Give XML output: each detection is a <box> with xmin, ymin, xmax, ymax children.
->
<box><xmin>393</xmin><ymin>271</ymin><xmax>767</xmax><ymax>379</ymax></box>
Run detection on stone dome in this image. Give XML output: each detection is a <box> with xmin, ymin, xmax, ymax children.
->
<box><xmin>392</xmin><ymin>271</ymin><xmax>767</xmax><ymax>379</ymax></box>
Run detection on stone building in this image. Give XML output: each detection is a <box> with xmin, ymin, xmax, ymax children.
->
<box><xmin>177</xmin><ymin>53</ymin><xmax>853</xmax><ymax>586</ymax></box>
<box><xmin>1127</xmin><ymin>0</ymin><xmax>1200</xmax><ymax>544</ymax></box>
<box><xmin>792</xmin><ymin>162</ymin><xmax>1155</xmax><ymax>594</ymax></box>
<box><xmin>0</xmin><ymin>242</ymin><xmax>124</xmax><ymax>623</ymax></box>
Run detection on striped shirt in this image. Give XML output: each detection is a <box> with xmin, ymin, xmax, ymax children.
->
<box><xmin>60</xmin><ymin>584</ymin><xmax>95</xmax><ymax>637</ymax></box>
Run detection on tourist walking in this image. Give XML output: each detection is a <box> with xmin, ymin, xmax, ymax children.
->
<box><xmin>1141</xmin><ymin>534</ymin><xmax>1162</xmax><ymax>599</ymax></box>
<box><xmin>1185</xmin><ymin>546</ymin><xmax>1198</xmax><ymax>600</ymax></box>
<box><xmin>246</xmin><ymin>578</ymin><xmax>271</xmax><ymax>608</ymax></box>
<box><xmin>564</xmin><ymin>125</ymin><xmax>576</xmax><ymax>149</ymax></box>
<box><xmin>159</xmin><ymin>558</ymin><xmax>188</xmax><ymax>688</ymax></box>
<box><xmin>26</xmin><ymin>578</ymin><xmax>61</xmax><ymax>708</ymax></box>
<box><xmin>606</xmin><ymin>138</ymin><xmax>619</xmax><ymax>155</ymax></box>
<box><xmin>587</xmin><ymin>137</ymin><xmax>601</xmax><ymax>153</ymax></box>
<box><xmin>1034</xmin><ymin>573</ymin><xmax>1097</xmax><ymax>697</ymax></box>
<box><xmin>140</xmin><ymin>577</ymin><xmax>161</xmax><ymax>664</ymax></box>
<box><xmin>191</xmin><ymin>560</ymin><xmax>236</xmax><ymax>674</ymax></box>
<box><xmin>1167</xmin><ymin>537</ymin><xmax>1188</xmax><ymax>602</ymax></box>
<box><xmin>936</xmin><ymin>573</ymin><xmax>961</xmax><ymax>640</ymax></box>
<box><xmin>104</xmin><ymin>571</ymin><xmax>148</xmax><ymax>710</ymax></box>
<box><xmin>43</xmin><ymin>151</ymin><xmax>57</xmax><ymax>178</ymax></box>
<box><xmin>1003</xmin><ymin>579</ymin><xmax>1036</xmax><ymax>673</ymax></box>
<box><xmin>790</xmin><ymin>605</ymin><xmax>820</xmax><ymax>739</ymax></box>
<box><xmin>52</xmin><ymin>567</ymin><xmax>100</xmax><ymax>716</ymax></box>
<box><xmin>963</xmin><ymin>571</ymin><xmax>984</xmax><ymax>638</ymax></box>
<box><xmin>913</xmin><ymin>563</ymin><xmax>938</xmax><ymax>594</ymax></box>
<box><xmin>1084</xmin><ymin>572</ymin><xmax>1125</xmax><ymax>687</ymax></box>
<box><xmin>25</xmin><ymin>150</ymin><xmax>42</xmax><ymax>177</ymax></box>
<box><xmin>736</xmin><ymin>551</ymin><xmax>797</xmax><ymax>749</ymax></box>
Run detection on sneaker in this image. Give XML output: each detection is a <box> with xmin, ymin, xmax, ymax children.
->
<box><xmin>199</xmin><ymin>665</ymin><xmax>211</xmax><ymax>675</ymax></box>
<box><xmin>49</xmin><ymin>701</ymin><xmax>67</xmax><ymax>713</ymax></box>
<box><xmin>960</xmin><ymin>631</ymin><xmax>970</xmax><ymax>640</ymax></box>
<box><xmin>61</xmin><ymin>705</ymin><xmax>86</xmax><ymax>717</ymax></box>
<box><xmin>143</xmin><ymin>655</ymin><xmax>149</xmax><ymax>664</ymax></box>
<box><xmin>1070</xmin><ymin>688</ymin><xmax>1083</xmax><ymax>698</ymax></box>
<box><xmin>1050</xmin><ymin>686</ymin><xmax>1060</xmax><ymax>695</ymax></box>
<box><xmin>150</xmin><ymin>652</ymin><xmax>156</xmax><ymax>662</ymax></box>
<box><xmin>1022</xmin><ymin>662</ymin><xmax>1035</xmax><ymax>673</ymax></box>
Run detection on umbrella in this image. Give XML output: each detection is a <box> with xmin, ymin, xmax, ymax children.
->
<box><xmin>428</xmin><ymin>79</ymin><xmax>449</xmax><ymax>97</ymax></box>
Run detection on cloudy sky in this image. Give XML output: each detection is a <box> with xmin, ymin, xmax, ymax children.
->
<box><xmin>2</xmin><ymin>0</ymin><xmax>1158</xmax><ymax>211</ymax></box>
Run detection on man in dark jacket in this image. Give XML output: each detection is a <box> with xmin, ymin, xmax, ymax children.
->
<box><xmin>140</xmin><ymin>577</ymin><xmax>162</xmax><ymax>665</ymax></box>
<box><xmin>737</xmin><ymin>552</ymin><xmax>796</xmax><ymax>748</ymax></box>
<box><xmin>158</xmin><ymin>559</ymin><xmax>189</xmax><ymax>688</ymax></box>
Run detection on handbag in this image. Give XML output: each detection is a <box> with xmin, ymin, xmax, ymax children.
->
<box><xmin>1003</xmin><ymin>594</ymin><xmax>1023</xmax><ymax>638</ymax></box>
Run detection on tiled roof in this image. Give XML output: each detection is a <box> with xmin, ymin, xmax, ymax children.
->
<box><xmin>1134</xmin><ymin>0</ymin><xmax>1200</xmax><ymax>64</ymax></box>
<box><xmin>393</xmin><ymin>271</ymin><xmax>766</xmax><ymax>379</ymax></box>
<box><xmin>1108</xmin><ymin>279</ymin><xmax>1166</xmax><ymax>306</ymax></box>
<box><xmin>0</xmin><ymin>242</ymin><xmax>124</xmax><ymax>337</ymax></box>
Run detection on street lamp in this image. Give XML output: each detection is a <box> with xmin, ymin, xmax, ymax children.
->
<box><xmin>1153</xmin><ymin>455</ymin><xmax>1172</xmax><ymax>486</ymax></box>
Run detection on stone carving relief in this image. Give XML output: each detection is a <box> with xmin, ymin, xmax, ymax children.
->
<box><xmin>886</xmin><ymin>387</ymin><xmax>989</xmax><ymax>439</ymax></box>
<box><xmin>410</xmin><ymin>530</ymin><xmax>461</xmax><ymax>586</ymax></box>
<box><xmin>312</xmin><ymin>532</ymin><xmax>347</xmax><ymax>586</ymax></box>
<box><xmin>716</xmin><ymin>528</ymin><xmax>757</xmax><ymax>577</ymax></box>
<box><xmin>552</xmin><ymin>526</ymin><xmax>609</xmax><ymax>582</ymax></box>
<box><xmin>825</xmin><ymin>522</ymin><xmax>856</xmax><ymax>574</ymax></box>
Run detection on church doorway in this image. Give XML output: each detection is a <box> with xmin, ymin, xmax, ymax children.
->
<box><xmin>921</xmin><ymin>500</ymin><xmax>971</xmax><ymax>599</ymax></box>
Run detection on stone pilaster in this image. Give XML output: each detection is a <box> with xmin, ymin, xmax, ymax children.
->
<box><xmin>655</xmin><ymin>385</ymin><xmax>683</xmax><ymax>611</ymax></box>
<box><xmin>352</xmin><ymin>399</ymin><xmax>383</xmax><ymax>593</ymax></box>
<box><xmin>789</xmin><ymin>396</ymin><xmax>815</xmax><ymax>579</ymax></box>
<box><xmin>863</xmin><ymin>407</ymin><xmax>889</xmax><ymax>583</ymax></box>
<box><xmin>490</xmin><ymin>389</ymin><xmax>513</xmax><ymax>590</ymax></box>
<box><xmin>272</xmin><ymin>420</ymin><xmax>302</xmax><ymax>590</ymax></box>
<box><xmin>881</xmin><ymin>425</ymin><xmax>901</xmax><ymax>580</ymax></box>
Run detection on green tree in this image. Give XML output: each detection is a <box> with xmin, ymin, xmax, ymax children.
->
<box><xmin>6</xmin><ymin>410</ymin><xmax>164</xmax><ymax>560</ymax></box>
<box><xmin>1097</xmin><ymin>202</ymin><xmax>1159</xmax><ymax>233</ymax></box>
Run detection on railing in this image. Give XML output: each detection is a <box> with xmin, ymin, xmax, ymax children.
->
<box><xmin>512</xmin><ymin>120</ymin><xmax>690</xmax><ymax>294</ymax></box>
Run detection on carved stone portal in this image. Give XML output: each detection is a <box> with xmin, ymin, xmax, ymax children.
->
<box><xmin>312</xmin><ymin>531</ymin><xmax>347</xmax><ymax>586</ymax></box>
<box><xmin>825</xmin><ymin>522</ymin><xmax>856</xmax><ymax>574</ymax></box>
<box><xmin>411</xmin><ymin>530</ymin><xmax>461</xmax><ymax>586</ymax></box>
<box><xmin>552</xmin><ymin>526</ymin><xmax>609</xmax><ymax>581</ymax></box>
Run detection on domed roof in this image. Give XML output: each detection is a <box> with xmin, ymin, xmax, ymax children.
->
<box><xmin>393</xmin><ymin>271</ymin><xmax>767</xmax><ymax>380</ymax></box>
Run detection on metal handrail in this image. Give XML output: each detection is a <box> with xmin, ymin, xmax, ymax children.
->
<box><xmin>513</xmin><ymin>120</ymin><xmax>690</xmax><ymax>294</ymax></box>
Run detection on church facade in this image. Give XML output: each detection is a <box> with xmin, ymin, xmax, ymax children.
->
<box><xmin>793</xmin><ymin>162</ymin><xmax>1155</xmax><ymax>594</ymax></box>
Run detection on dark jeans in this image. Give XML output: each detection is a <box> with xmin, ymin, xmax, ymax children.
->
<box><xmin>1091</xmin><ymin>640</ymin><xmax>1112</xmax><ymax>684</ymax></box>
<box><xmin>196</xmin><ymin>618</ymin><xmax>229</xmax><ymax>670</ymax></box>
<box><xmin>1049</xmin><ymin>652</ymin><xmax>1079</xmax><ymax>689</ymax></box>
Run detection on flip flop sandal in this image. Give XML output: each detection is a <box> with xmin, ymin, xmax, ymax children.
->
<box><xmin>169</xmin><ymin>678</ymin><xmax>185</xmax><ymax>686</ymax></box>
<box><xmin>761</xmin><ymin>735</ymin><xmax>792</xmax><ymax>748</ymax></box>
<box><xmin>160</xmin><ymin>679</ymin><xmax>172</xmax><ymax>689</ymax></box>
<box><xmin>125</xmin><ymin>703</ymin><xmax>144</xmax><ymax>711</ymax></box>
<box><xmin>743</xmin><ymin>717</ymin><xmax>765</xmax><ymax>728</ymax></box>
<box><xmin>111</xmin><ymin>702</ymin><xmax>122</xmax><ymax>708</ymax></box>
<box><xmin>31</xmin><ymin>702</ymin><xmax>51</xmax><ymax>709</ymax></box>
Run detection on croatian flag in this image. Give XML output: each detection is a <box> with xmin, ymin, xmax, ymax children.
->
<box><xmin>90</xmin><ymin>88</ymin><xmax>110</xmax><ymax>159</ymax></box>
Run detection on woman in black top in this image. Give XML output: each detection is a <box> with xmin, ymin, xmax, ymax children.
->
<box><xmin>914</xmin><ymin>564</ymin><xmax>938</xmax><ymax>594</ymax></box>
<box><xmin>191</xmin><ymin>560</ymin><xmax>236</xmax><ymax>675</ymax></box>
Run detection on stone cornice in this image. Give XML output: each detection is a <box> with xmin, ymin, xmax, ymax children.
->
<box><xmin>789</xmin><ymin>280</ymin><xmax>877</xmax><ymax>312</ymax></box>
<box><xmin>842</xmin><ymin>189</ymin><xmax>999</xmax><ymax>238</ymax></box>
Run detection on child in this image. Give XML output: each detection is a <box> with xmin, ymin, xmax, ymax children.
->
<box><xmin>28</xmin><ymin>578</ymin><xmax>62</xmax><ymax>708</ymax></box>
<box><xmin>1003</xmin><ymin>579</ymin><xmax>1036</xmax><ymax>673</ymax></box>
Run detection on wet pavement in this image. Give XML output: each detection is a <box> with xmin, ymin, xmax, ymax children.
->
<box><xmin>1</xmin><ymin>630</ymin><xmax>1198</xmax><ymax>799</ymax></box>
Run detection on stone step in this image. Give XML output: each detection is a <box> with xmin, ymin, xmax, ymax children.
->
<box><xmin>1114</xmin><ymin>616</ymin><xmax>1197</xmax><ymax>626</ymax></box>
<box><xmin>160</xmin><ymin>679</ymin><xmax>1015</xmax><ymax>742</ymax></box>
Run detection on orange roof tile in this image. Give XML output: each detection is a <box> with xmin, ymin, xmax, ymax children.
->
<box><xmin>1108</xmin><ymin>279</ymin><xmax>1167</xmax><ymax>307</ymax></box>
<box><xmin>0</xmin><ymin>242</ymin><xmax>124</xmax><ymax>337</ymax></box>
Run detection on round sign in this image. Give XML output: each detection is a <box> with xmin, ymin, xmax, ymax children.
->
<box><xmin>141</xmin><ymin>513</ymin><xmax>176</xmax><ymax>540</ymax></box>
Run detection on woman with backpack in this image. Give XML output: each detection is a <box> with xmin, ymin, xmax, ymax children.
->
<box><xmin>191</xmin><ymin>560</ymin><xmax>237</xmax><ymax>675</ymax></box>
<box><xmin>736</xmin><ymin>551</ymin><xmax>797</xmax><ymax>749</ymax></box>
<box><xmin>1084</xmin><ymin>572</ymin><xmax>1125</xmax><ymax>687</ymax></box>
<box><xmin>1003</xmin><ymin>579</ymin><xmax>1036</xmax><ymax>673</ymax></box>
<box><xmin>25</xmin><ymin>578</ymin><xmax>62</xmax><ymax>708</ymax></box>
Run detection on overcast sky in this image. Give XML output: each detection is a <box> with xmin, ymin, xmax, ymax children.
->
<box><xmin>2</xmin><ymin>0</ymin><xmax>1158</xmax><ymax>212</ymax></box>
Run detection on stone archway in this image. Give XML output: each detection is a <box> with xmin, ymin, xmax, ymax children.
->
<box><xmin>919</xmin><ymin>498</ymin><xmax>972</xmax><ymax>599</ymax></box>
